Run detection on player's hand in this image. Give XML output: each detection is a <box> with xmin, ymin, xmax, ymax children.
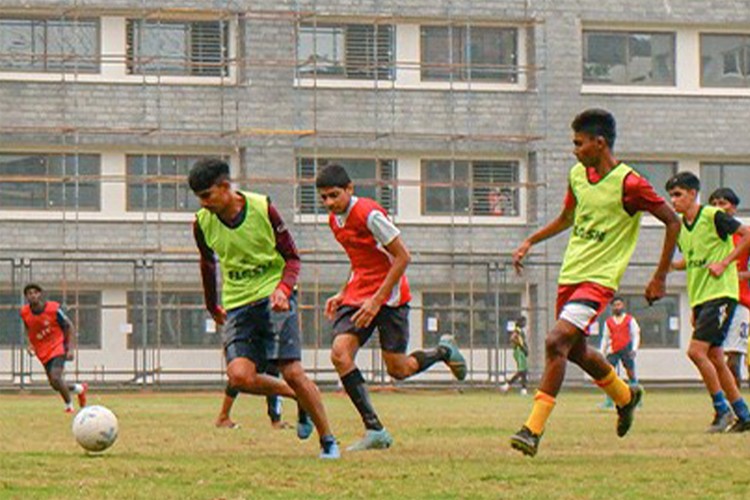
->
<box><xmin>325</xmin><ymin>293</ymin><xmax>344</xmax><ymax>321</ymax></box>
<box><xmin>706</xmin><ymin>261</ymin><xmax>728</xmax><ymax>278</ymax></box>
<box><xmin>644</xmin><ymin>275</ymin><xmax>666</xmax><ymax>305</ymax></box>
<box><xmin>65</xmin><ymin>350</ymin><xmax>74</xmax><ymax>362</ymax></box>
<box><xmin>270</xmin><ymin>288</ymin><xmax>290</xmax><ymax>312</ymax></box>
<box><xmin>211</xmin><ymin>306</ymin><xmax>227</xmax><ymax>326</ymax></box>
<box><xmin>352</xmin><ymin>298</ymin><xmax>381</xmax><ymax>328</ymax></box>
<box><xmin>512</xmin><ymin>240</ymin><xmax>532</xmax><ymax>275</ymax></box>
<box><xmin>26</xmin><ymin>347</ymin><xmax>35</xmax><ymax>357</ymax></box>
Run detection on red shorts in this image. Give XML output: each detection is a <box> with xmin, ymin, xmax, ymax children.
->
<box><xmin>556</xmin><ymin>282</ymin><xmax>615</xmax><ymax>334</ymax></box>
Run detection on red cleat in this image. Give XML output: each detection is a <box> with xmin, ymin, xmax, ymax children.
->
<box><xmin>77</xmin><ymin>382</ymin><xmax>88</xmax><ymax>408</ymax></box>
<box><xmin>64</xmin><ymin>407</ymin><xmax>75</xmax><ymax>414</ymax></box>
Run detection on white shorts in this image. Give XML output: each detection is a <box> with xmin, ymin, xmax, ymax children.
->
<box><xmin>724</xmin><ymin>303</ymin><xmax>749</xmax><ymax>354</ymax></box>
<box><xmin>559</xmin><ymin>302</ymin><xmax>599</xmax><ymax>333</ymax></box>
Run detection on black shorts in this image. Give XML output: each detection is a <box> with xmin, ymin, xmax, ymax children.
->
<box><xmin>333</xmin><ymin>304</ymin><xmax>410</xmax><ymax>353</ymax></box>
<box><xmin>692</xmin><ymin>297</ymin><xmax>737</xmax><ymax>347</ymax></box>
<box><xmin>44</xmin><ymin>355</ymin><xmax>66</xmax><ymax>375</ymax></box>
<box><xmin>223</xmin><ymin>293</ymin><xmax>302</xmax><ymax>367</ymax></box>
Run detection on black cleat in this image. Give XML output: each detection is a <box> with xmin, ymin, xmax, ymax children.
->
<box><xmin>510</xmin><ymin>426</ymin><xmax>542</xmax><ymax>457</ymax></box>
<box><xmin>707</xmin><ymin>411</ymin><xmax>734</xmax><ymax>434</ymax></box>
<box><xmin>726</xmin><ymin>419</ymin><xmax>750</xmax><ymax>433</ymax></box>
<box><xmin>616</xmin><ymin>385</ymin><xmax>643</xmax><ymax>437</ymax></box>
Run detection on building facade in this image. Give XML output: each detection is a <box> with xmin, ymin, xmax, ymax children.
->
<box><xmin>1</xmin><ymin>0</ymin><xmax>748</xmax><ymax>386</ymax></box>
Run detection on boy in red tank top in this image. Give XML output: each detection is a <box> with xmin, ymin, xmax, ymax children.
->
<box><xmin>20</xmin><ymin>283</ymin><xmax>88</xmax><ymax>413</ymax></box>
<box><xmin>316</xmin><ymin>164</ymin><xmax>467</xmax><ymax>451</ymax></box>
<box><xmin>599</xmin><ymin>297</ymin><xmax>640</xmax><ymax>408</ymax></box>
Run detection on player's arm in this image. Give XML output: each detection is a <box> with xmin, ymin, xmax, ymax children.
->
<box><xmin>20</xmin><ymin>316</ymin><xmax>34</xmax><ymax>356</ymax></box>
<box><xmin>671</xmin><ymin>259</ymin><xmax>686</xmax><ymax>271</ymax></box>
<box><xmin>193</xmin><ymin>221</ymin><xmax>225</xmax><ymax>325</ymax></box>
<box><xmin>58</xmin><ymin>308</ymin><xmax>76</xmax><ymax>361</ymax></box>
<box><xmin>351</xmin><ymin>211</ymin><xmax>410</xmax><ymax>328</ymax></box>
<box><xmin>599</xmin><ymin>322</ymin><xmax>611</xmax><ymax>354</ymax></box>
<box><xmin>268</xmin><ymin>201</ymin><xmax>301</xmax><ymax>311</ymax></box>
<box><xmin>630</xmin><ymin>318</ymin><xmax>641</xmax><ymax>352</ymax></box>
<box><xmin>707</xmin><ymin>216</ymin><xmax>750</xmax><ymax>277</ymax></box>
<box><xmin>512</xmin><ymin>186</ymin><xmax>575</xmax><ymax>274</ymax></box>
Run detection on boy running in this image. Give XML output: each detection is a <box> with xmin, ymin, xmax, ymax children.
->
<box><xmin>315</xmin><ymin>164</ymin><xmax>467</xmax><ymax>451</ymax></box>
<box><xmin>510</xmin><ymin>109</ymin><xmax>680</xmax><ymax>456</ymax></box>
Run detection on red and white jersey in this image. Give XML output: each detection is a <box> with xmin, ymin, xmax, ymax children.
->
<box><xmin>602</xmin><ymin>313</ymin><xmax>640</xmax><ymax>354</ymax></box>
<box><xmin>20</xmin><ymin>301</ymin><xmax>67</xmax><ymax>364</ymax></box>
<box><xmin>733</xmin><ymin>231</ymin><xmax>750</xmax><ymax>309</ymax></box>
<box><xmin>329</xmin><ymin>196</ymin><xmax>411</xmax><ymax>307</ymax></box>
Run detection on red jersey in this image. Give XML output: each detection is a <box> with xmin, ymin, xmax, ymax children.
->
<box><xmin>606</xmin><ymin>314</ymin><xmax>634</xmax><ymax>353</ymax></box>
<box><xmin>20</xmin><ymin>301</ymin><xmax>67</xmax><ymax>364</ymax></box>
<box><xmin>733</xmin><ymin>232</ymin><xmax>750</xmax><ymax>309</ymax></box>
<box><xmin>330</xmin><ymin>197</ymin><xmax>411</xmax><ymax>307</ymax></box>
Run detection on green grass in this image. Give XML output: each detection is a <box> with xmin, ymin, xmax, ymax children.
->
<box><xmin>1</xmin><ymin>389</ymin><xmax>749</xmax><ymax>499</ymax></box>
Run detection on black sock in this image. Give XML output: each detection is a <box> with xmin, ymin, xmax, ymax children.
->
<box><xmin>341</xmin><ymin>368</ymin><xmax>383</xmax><ymax>431</ymax></box>
<box><xmin>410</xmin><ymin>345</ymin><xmax>450</xmax><ymax>374</ymax></box>
<box><xmin>225</xmin><ymin>385</ymin><xmax>240</xmax><ymax>398</ymax></box>
<box><xmin>267</xmin><ymin>395</ymin><xmax>282</xmax><ymax>422</ymax></box>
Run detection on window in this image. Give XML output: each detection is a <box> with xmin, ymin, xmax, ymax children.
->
<box><xmin>297</xmin><ymin>23</ymin><xmax>394</xmax><ymax>80</ymax></box>
<box><xmin>297</xmin><ymin>157</ymin><xmax>397</xmax><ymax>214</ymax></box>
<box><xmin>298</xmin><ymin>290</ymin><xmax>335</xmax><ymax>348</ymax></box>
<box><xmin>594</xmin><ymin>294</ymin><xmax>680</xmax><ymax>348</ymax></box>
<box><xmin>421</xmin><ymin>26</ymin><xmax>518</xmax><ymax>82</ymax></box>
<box><xmin>0</xmin><ymin>291</ymin><xmax>101</xmax><ymax>348</ymax></box>
<box><xmin>0</xmin><ymin>17</ymin><xmax>98</xmax><ymax>72</ymax></box>
<box><xmin>700</xmin><ymin>163</ymin><xmax>750</xmax><ymax>217</ymax></box>
<box><xmin>127</xmin><ymin>291</ymin><xmax>216</xmax><ymax>348</ymax></box>
<box><xmin>626</xmin><ymin>161</ymin><xmax>677</xmax><ymax>200</ymax></box>
<box><xmin>421</xmin><ymin>160</ymin><xmax>519</xmax><ymax>216</ymax></box>
<box><xmin>422</xmin><ymin>292</ymin><xmax>521</xmax><ymax>348</ymax></box>
<box><xmin>701</xmin><ymin>34</ymin><xmax>750</xmax><ymax>87</ymax></box>
<box><xmin>0</xmin><ymin>153</ymin><xmax>100</xmax><ymax>210</ymax></box>
<box><xmin>127</xmin><ymin>19</ymin><xmax>229</xmax><ymax>76</ymax></box>
<box><xmin>126</xmin><ymin>154</ymin><xmax>216</xmax><ymax>212</ymax></box>
<box><xmin>583</xmin><ymin>31</ymin><xmax>675</xmax><ymax>86</ymax></box>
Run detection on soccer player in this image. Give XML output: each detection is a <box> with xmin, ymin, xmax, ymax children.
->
<box><xmin>20</xmin><ymin>283</ymin><xmax>88</xmax><ymax>413</ymax></box>
<box><xmin>510</xmin><ymin>109</ymin><xmax>680</xmax><ymax>457</ymax></box>
<box><xmin>500</xmin><ymin>316</ymin><xmax>529</xmax><ymax>395</ymax></box>
<box><xmin>598</xmin><ymin>297</ymin><xmax>640</xmax><ymax>408</ymax></box>
<box><xmin>315</xmin><ymin>164</ymin><xmax>467</xmax><ymax>451</ymax></box>
<box><xmin>189</xmin><ymin>158</ymin><xmax>339</xmax><ymax>459</ymax></box>
<box><xmin>667</xmin><ymin>173</ymin><xmax>750</xmax><ymax>433</ymax></box>
<box><xmin>707</xmin><ymin>188</ymin><xmax>750</xmax><ymax>389</ymax></box>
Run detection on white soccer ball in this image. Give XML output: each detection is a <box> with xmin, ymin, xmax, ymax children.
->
<box><xmin>72</xmin><ymin>405</ymin><xmax>119</xmax><ymax>452</ymax></box>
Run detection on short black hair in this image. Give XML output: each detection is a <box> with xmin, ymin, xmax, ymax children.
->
<box><xmin>665</xmin><ymin>171</ymin><xmax>700</xmax><ymax>193</ymax></box>
<box><xmin>188</xmin><ymin>158</ymin><xmax>230</xmax><ymax>192</ymax></box>
<box><xmin>611</xmin><ymin>296</ymin><xmax>625</xmax><ymax>304</ymax></box>
<box><xmin>23</xmin><ymin>283</ymin><xmax>43</xmax><ymax>295</ymax></box>
<box><xmin>708</xmin><ymin>187</ymin><xmax>740</xmax><ymax>207</ymax></box>
<box><xmin>571</xmin><ymin>109</ymin><xmax>617</xmax><ymax>149</ymax></box>
<box><xmin>315</xmin><ymin>164</ymin><xmax>352</xmax><ymax>189</ymax></box>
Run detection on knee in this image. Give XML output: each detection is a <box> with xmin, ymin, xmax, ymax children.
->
<box><xmin>545</xmin><ymin>334</ymin><xmax>568</xmax><ymax>359</ymax></box>
<box><xmin>386</xmin><ymin>365</ymin><xmax>409</xmax><ymax>380</ymax></box>
<box><xmin>330</xmin><ymin>347</ymin><xmax>353</xmax><ymax>371</ymax></box>
<box><xmin>227</xmin><ymin>369</ymin><xmax>256</xmax><ymax>390</ymax></box>
<box><xmin>687</xmin><ymin>346</ymin><xmax>704</xmax><ymax>364</ymax></box>
<box><xmin>280</xmin><ymin>362</ymin><xmax>307</xmax><ymax>388</ymax></box>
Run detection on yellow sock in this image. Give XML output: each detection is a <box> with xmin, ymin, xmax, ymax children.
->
<box><xmin>595</xmin><ymin>367</ymin><xmax>631</xmax><ymax>407</ymax></box>
<box><xmin>524</xmin><ymin>391</ymin><xmax>556</xmax><ymax>435</ymax></box>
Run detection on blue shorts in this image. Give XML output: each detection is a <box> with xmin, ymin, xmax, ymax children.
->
<box><xmin>223</xmin><ymin>294</ymin><xmax>302</xmax><ymax>367</ymax></box>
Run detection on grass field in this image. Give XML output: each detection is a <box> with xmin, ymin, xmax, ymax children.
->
<box><xmin>1</xmin><ymin>388</ymin><xmax>749</xmax><ymax>499</ymax></box>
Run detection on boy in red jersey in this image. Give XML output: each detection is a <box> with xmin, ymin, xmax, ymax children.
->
<box><xmin>510</xmin><ymin>109</ymin><xmax>681</xmax><ymax>456</ymax></box>
<box><xmin>599</xmin><ymin>297</ymin><xmax>640</xmax><ymax>408</ymax></box>
<box><xmin>708</xmin><ymin>188</ymin><xmax>750</xmax><ymax>389</ymax></box>
<box><xmin>316</xmin><ymin>164</ymin><xmax>467</xmax><ymax>451</ymax></box>
<box><xmin>20</xmin><ymin>283</ymin><xmax>88</xmax><ymax>413</ymax></box>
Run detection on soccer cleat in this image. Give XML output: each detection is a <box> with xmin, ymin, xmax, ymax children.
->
<box><xmin>499</xmin><ymin>382</ymin><xmax>510</xmax><ymax>393</ymax></box>
<box><xmin>726</xmin><ymin>419</ymin><xmax>750</xmax><ymax>433</ymax></box>
<box><xmin>319</xmin><ymin>438</ymin><xmax>341</xmax><ymax>459</ymax></box>
<box><xmin>64</xmin><ymin>407</ymin><xmax>75</xmax><ymax>414</ymax></box>
<box><xmin>296</xmin><ymin>410</ymin><xmax>314</xmax><ymax>440</ymax></box>
<box><xmin>510</xmin><ymin>426</ymin><xmax>541</xmax><ymax>457</ymax></box>
<box><xmin>616</xmin><ymin>385</ymin><xmax>643</xmax><ymax>437</ymax></box>
<box><xmin>77</xmin><ymin>382</ymin><xmax>88</xmax><ymax>408</ymax></box>
<box><xmin>598</xmin><ymin>397</ymin><xmax>614</xmax><ymax>409</ymax></box>
<box><xmin>346</xmin><ymin>428</ymin><xmax>394</xmax><ymax>451</ymax></box>
<box><xmin>519</xmin><ymin>388</ymin><xmax>528</xmax><ymax>396</ymax></box>
<box><xmin>439</xmin><ymin>334</ymin><xmax>467</xmax><ymax>381</ymax></box>
<box><xmin>707</xmin><ymin>412</ymin><xmax>735</xmax><ymax>433</ymax></box>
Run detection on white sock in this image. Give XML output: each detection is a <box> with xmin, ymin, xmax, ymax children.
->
<box><xmin>65</xmin><ymin>401</ymin><xmax>74</xmax><ymax>410</ymax></box>
<box><xmin>70</xmin><ymin>384</ymin><xmax>83</xmax><ymax>394</ymax></box>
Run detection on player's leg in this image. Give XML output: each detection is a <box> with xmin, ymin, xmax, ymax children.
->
<box><xmin>726</xmin><ymin>352</ymin><xmax>743</xmax><ymax>389</ymax></box>
<box><xmin>688</xmin><ymin>340</ymin><xmax>734</xmax><ymax>431</ymax></box>
<box><xmin>44</xmin><ymin>357</ymin><xmax>74</xmax><ymax>412</ymax></box>
<box><xmin>707</xmin><ymin>346</ymin><xmax>750</xmax><ymax>431</ymax></box>
<box><xmin>263</xmin><ymin>364</ymin><xmax>288</xmax><ymax>429</ymax></box>
<box><xmin>215</xmin><ymin>385</ymin><xmax>240</xmax><ymax>428</ymax></box>
<box><xmin>724</xmin><ymin>303</ymin><xmax>748</xmax><ymax>390</ymax></box>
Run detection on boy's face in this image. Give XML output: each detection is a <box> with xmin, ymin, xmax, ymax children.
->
<box><xmin>668</xmin><ymin>186</ymin><xmax>697</xmax><ymax>214</ymax></box>
<box><xmin>193</xmin><ymin>180</ymin><xmax>231</xmax><ymax>214</ymax></box>
<box><xmin>612</xmin><ymin>299</ymin><xmax>625</xmax><ymax>315</ymax></box>
<box><xmin>573</xmin><ymin>132</ymin><xmax>606</xmax><ymax>167</ymax></box>
<box><xmin>710</xmin><ymin>197</ymin><xmax>737</xmax><ymax>216</ymax></box>
<box><xmin>25</xmin><ymin>288</ymin><xmax>43</xmax><ymax>308</ymax></box>
<box><xmin>318</xmin><ymin>184</ymin><xmax>354</xmax><ymax>215</ymax></box>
